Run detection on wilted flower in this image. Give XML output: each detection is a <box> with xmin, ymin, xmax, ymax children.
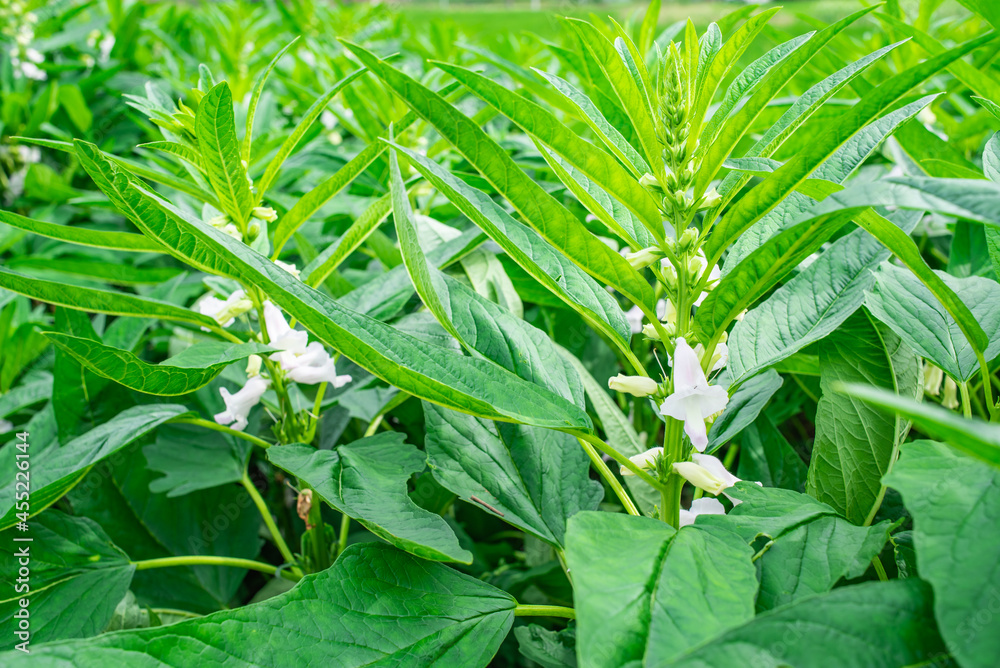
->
<box><xmin>659</xmin><ymin>338</ymin><xmax>729</xmax><ymax>451</ymax></box>
<box><xmin>214</xmin><ymin>376</ymin><xmax>270</xmax><ymax>431</ymax></box>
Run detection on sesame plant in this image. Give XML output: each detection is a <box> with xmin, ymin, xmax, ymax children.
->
<box><xmin>2</xmin><ymin>0</ymin><xmax>1000</xmax><ymax>666</ymax></box>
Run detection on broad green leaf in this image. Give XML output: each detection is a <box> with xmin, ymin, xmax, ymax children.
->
<box><xmin>705</xmin><ymin>368</ymin><xmax>783</xmax><ymax>452</ymax></box>
<box><xmin>565</xmin><ymin>511</ymin><xmax>757</xmax><ymax>668</ymax></box>
<box><xmin>243</xmin><ymin>37</ymin><xmax>299</xmax><ymax>163</ymax></box>
<box><xmin>342</xmin><ymin>43</ymin><xmax>655</xmax><ymax>311</ymax></box>
<box><xmin>671</xmin><ymin>580</ymin><xmax>943</xmax><ymax>666</ymax></box>
<box><xmin>807</xmin><ymin>309</ymin><xmax>920</xmax><ymax>524</ymax></box>
<box><xmin>736</xmin><ymin>413</ymin><xmax>807</xmax><ymax>492</ymax></box>
<box><xmin>695</xmin><ymin>208</ymin><xmax>863</xmax><ymax>340</ymax></box>
<box><xmin>727</xmin><ymin>209</ymin><xmax>922</xmax><ymax>384</ymax></box>
<box><xmin>0</xmin><ymin>374</ymin><xmax>51</xmax><ymax>419</ymax></box>
<box><xmin>77</xmin><ymin>142</ymin><xmax>591</xmax><ymax>431</ymax></box>
<box><xmin>707</xmin><ymin>30</ymin><xmax>995</xmax><ymax>260</ymax></box>
<box><xmin>0</xmin><ymin>543</ymin><xmax>515</xmax><ymax>667</ymax></box>
<box><xmin>0</xmin><ymin>512</ymin><xmax>134</xmax><ymax>644</ymax></box>
<box><xmin>389</xmin><ymin>142</ymin><xmax>632</xmax><ymax>348</ymax></box>
<box><xmin>0</xmin><ymin>210</ymin><xmax>164</xmax><ymax>253</ymax></box>
<box><xmin>836</xmin><ymin>383</ymin><xmax>1000</xmax><ymax>469</ymax></box>
<box><xmin>0</xmin><ymin>268</ymin><xmax>217</xmax><ymax>331</ymax></box>
<box><xmin>196</xmin><ymin>82</ymin><xmax>254</xmax><ymax>227</ymax></box>
<box><xmin>866</xmin><ymin>263</ymin><xmax>1000</xmax><ymax>381</ymax></box>
<box><xmin>143</xmin><ymin>423</ymin><xmax>249</xmax><ymax>497</ymax></box>
<box><xmin>424</xmin><ymin>402</ymin><xmax>602</xmax><ymax>547</ymax></box>
<box><xmin>44</xmin><ymin>335</ymin><xmax>273</xmax><ymax>396</ymax></box>
<box><xmin>268</xmin><ymin>434</ymin><xmax>471</xmax><ymax>563</ymax></box>
<box><xmin>256</xmin><ymin>68</ymin><xmax>366</xmax><ymax>198</ymax></box>
<box><xmin>700</xmin><ymin>484</ymin><xmax>891</xmax><ymax>610</ymax></box>
<box><xmin>885</xmin><ymin>440</ymin><xmax>1000</xmax><ymax>666</ymax></box>
<box><xmin>0</xmin><ymin>404</ymin><xmax>187</xmax><ymax>529</ymax></box>
<box><xmin>515</xmin><ymin>625</ymin><xmax>576</xmax><ymax>668</ymax></box>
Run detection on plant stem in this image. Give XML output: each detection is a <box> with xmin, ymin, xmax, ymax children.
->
<box><xmin>133</xmin><ymin>556</ymin><xmax>298</xmax><ymax>580</ymax></box>
<box><xmin>241</xmin><ymin>472</ymin><xmax>303</xmax><ymax>578</ymax></box>
<box><xmin>573</xmin><ymin>431</ymin><xmax>667</xmax><ymax>492</ymax></box>
<box><xmin>174</xmin><ymin>416</ymin><xmax>273</xmax><ymax>450</ymax></box>
<box><xmin>871</xmin><ymin>555</ymin><xmax>888</xmax><ymax>582</ymax></box>
<box><xmin>338</xmin><ymin>513</ymin><xmax>351</xmax><ymax>556</ymax></box>
<box><xmin>578</xmin><ymin>437</ymin><xmax>639</xmax><ymax>516</ymax></box>
<box><xmin>960</xmin><ymin>381</ymin><xmax>973</xmax><ymax>419</ymax></box>
<box><xmin>977</xmin><ymin>354</ymin><xmax>998</xmax><ymax>421</ymax></box>
<box><xmin>150</xmin><ymin>608</ymin><xmax>202</xmax><ymax>619</ymax></box>
<box><xmin>513</xmin><ymin>604</ymin><xmax>576</xmax><ymax>620</ymax></box>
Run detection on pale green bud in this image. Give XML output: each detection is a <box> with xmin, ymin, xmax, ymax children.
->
<box><xmin>625</xmin><ymin>246</ymin><xmax>662</xmax><ymax>270</ymax></box>
<box><xmin>608</xmin><ymin>374</ymin><xmax>659</xmax><ymax>397</ymax></box>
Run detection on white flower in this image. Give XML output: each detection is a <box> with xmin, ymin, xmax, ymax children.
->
<box><xmin>679</xmin><ymin>496</ymin><xmax>725</xmax><ymax>527</ymax></box>
<box><xmin>214</xmin><ymin>376</ymin><xmax>270</xmax><ymax>431</ymax></box>
<box><xmin>672</xmin><ymin>453</ymin><xmax>739</xmax><ymax>496</ymax></box>
<box><xmin>274</xmin><ymin>341</ymin><xmax>352</xmax><ymax>387</ymax></box>
<box><xmin>923</xmin><ymin>363</ymin><xmax>943</xmax><ymax>397</ymax></box>
<box><xmin>24</xmin><ymin>48</ymin><xmax>42</xmax><ymax>63</ymax></box>
<box><xmin>626</xmin><ymin>305</ymin><xmax>644</xmax><ymax>335</ymax></box>
<box><xmin>274</xmin><ymin>260</ymin><xmax>300</xmax><ymax>279</ymax></box>
<box><xmin>608</xmin><ymin>374</ymin><xmax>658</xmax><ymax>397</ymax></box>
<box><xmin>620</xmin><ymin>447</ymin><xmax>663</xmax><ymax>476</ymax></box>
<box><xmin>320</xmin><ymin>110</ymin><xmax>337</xmax><ymax>131</ymax></box>
<box><xmin>20</xmin><ymin>61</ymin><xmax>45</xmax><ymax>80</ymax></box>
<box><xmin>942</xmin><ymin>377</ymin><xmax>959</xmax><ymax>410</ymax></box>
<box><xmin>699</xmin><ymin>188</ymin><xmax>722</xmax><ymax>209</ymax></box>
<box><xmin>0</xmin><ymin>419</ymin><xmax>13</xmax><ymax>433</ymax></box>
<box><xmin>659</xmin><ymin>338</ymin><xmax>729</xmax><ymax>451</ymax></box>
<box><xmin>263</xmin><ymin>302</ymin><xmax>308</xmax><ymax>354</ymax></box>
<box><xmin>252</xmin><ymin>206</ymin><xmax>277</xmax><ymax>222</ymax></box>
<box><xmin>625</xmin><ymin>246</ymin><xmax>661</xmax><ymax>270</ymax></box>
<box><xmin>197</xmin><ymin>289</ymin><xmax>251</xmax><ymax>328</ymax></box>
<box><xmin>246</xmin><ymin>354</ymin><xmax>262</xmax><ymax>377</ymax></box>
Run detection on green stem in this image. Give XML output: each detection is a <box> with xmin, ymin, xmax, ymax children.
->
<box><xmin>174</xmin><ymin>417</ymin><xmax>273</xmax><ymax>450</ymax></box>
<box><xmin>977</xmin><ymin>354</ymin><xmax>998</xmax><ymax>421</ymax></box>
<box><xmin>338</xmin><ymin>513</ymin><xmax>351</xmax><ymax>556</ymax></box>
<box><xmin>960</xmin><ymin>381</ymin><xmax>973</xmax><ymax>419</ymax></box>
<box><xmin>304</xmin><ymin>381</ymin><xmax>328</xmax><ymax>444</ymax></box>
<box><xmin>150</xmin><ymin>608</ymin><xmax>202</xmax><ymax>619</ymax></box>
<box><xmin>578</xmin><ymin>437</ymin><xmax>639</xmax><ymax>516</ymax></box>
<box><xmin>871</xmin><ymin>555</ymin><xmax>888</xmax><ymax>582</ymax></box>
<box><xmin>242</xmin><ymin>473</ymin><xmax>303</xmax><ymax>578</ymax></box>
<box><xmin>513</xmin><ymin>604</ymin><xmax>576</xmax><ymax>620</ymax></box>
<box><xmin>133</xmin><ymin>556</ymin><xmax>297</xmax><ymax>580</ymax></box>
<box><xmin>573</xmin><ymin>431</ymin><xmax>668</xmax><ymax>492</ymax></box>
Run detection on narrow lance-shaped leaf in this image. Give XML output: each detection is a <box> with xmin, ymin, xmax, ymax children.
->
<box><xmin>342</xmin><ymin>41</ymin><xmax>655</xmax><ymax>311</ymax></box>
<box><xmin>243</xmin><ymin>37</ymin><xmax>299</xmax><ymax>163</ymax></box>
<box><xmin>196</xmin><ymin>82</ymin><xmax>254</xmax><ymax>227</ymax></box>
<box><xmin>0</xmin><ymin>210</ymin><xmax>165</xmax><ymax>252</ymax></box>
<box><xmin>75</xmin><ymin>141</ymin><xmax>593</xmax><ymax>431</ymax></box>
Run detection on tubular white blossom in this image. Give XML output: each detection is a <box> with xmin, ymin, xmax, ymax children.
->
<box><xmin>197</xmin><ymin>289</ymin><xmax>251</xmax><ymax>328</ymax></box>
<box><xmin>608</xmin><ymin>374</ymin><xmax>659</xmax><ymax>397</ymax></box>
<box><xmin>214</xmin><ymin>376</ymin><xmax>270</xmax><ymax>431</ymax></box>
<box><xmin>679</xmin><ymin>496</ymin><xmax>725</xmax><ymax>527</ymax></box>
<box><xmin>659</xmin><ymin>338</ymin><xmax>729</xmax><ymax>451</ymax></box>
<box><xmin>263</xmin><ymin>301</ymin><xmax>308</xmax><ymax>354</ymax></box>
<box><xmin>620</xmin><ymin>447</ymin><xmax>663</xmax><ymax>476</ymax></box>
<box><xmin>273</xmin><ymin>342</ymin><xmax>352</xmax><ymax>388</ymax></box>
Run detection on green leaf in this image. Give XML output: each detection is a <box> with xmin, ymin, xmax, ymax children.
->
<box><xmin>670</xmin><ymin>580</ymin><xmax>943</xmax><ymax>666</ymax></box>
<box><xmin>700</xmin><ymin>484</ymin><xmax>891</xmax><ymax>611</ymax></box>
<box><xmin>44</xmin><ymin>335</ymin><xmax>273</xmax><ymax>396</ymax></box>
<box><xmin>301</xmin><ymin>193</ymin><xmax>392</xmax><ymax>287</ymax></box>
<box><xmin>0</xmin><ymin>512</ymin><xmax>134</xmax><ymax>644</ymax></box>
<box><xmin>269</xmin><ymin>434</ymin><xmax>471</xmax><ymax>563</ymax></box>
<box><xmin>865</xmin><ymin>263</ymin><xmax>1000</xmax><ymax>381</ymax></box>
<box><xmin>735</xmin><ymin>412</ymin><xmax>807</xmax><ymax>492</ymax></box>
<box><xmin>807</xmin><ymin>310</ymin><xmax>920</xmax><ymax>524</ymax></box>
<box><xmin>706</xmin><ymin>368</ymin><xmax>783</xmax><ymax>452</ymax></box>
<box><xmin>388</xmin><ymin>142</ymin><xmax>632</xmax><ymax>349</ymax></box>
<box><xmin>727</xmin><ymin>209</ymin><xmax>922</xmax><ymax>384</ymax></box>
<box><xmin>196</xmin><ymin>82</ymin><xmax>254</xmax><ymax>227</ymax></box>
<box><xmin>243</xmin><ymin>38</ymin><xmax>299</xmax><ymax>163</ymax></box>
<box><xmin>256</xmin><ymin>68</ymin><xmax>366</xmax><ymax>198</ymax></box>
<box><xmin>0</xmin><ymin>268</ymin><xmax>217</xmax><ymax>331</ymax></box>
<box><xmin>707</xmin><ymin>29</ymin><xmax>994</xmax><ymax>260</ymax></box>
<box><xmin>342</xmin><ymin>42</ymin><xmax>654</xmax><ymax>312</ymax></box>
<box><xmin>77</xmin><ymin>142</ymin><xmax>592</xmax><ymax>431</ymax></box>
<box><xmin>885</xmin><ymin>440</ymin><xmax>1000</xmax><ymax>666</ymax></box>
<box><xmin>835</xmin><ymin>383</ymin><xmax>1000</xmax><ymax>469</ymax></box>
<box><xmin>144</xmin><ymin>423</ymin><xmax>249</xmax><ymax>497</ymax></box>
<box><xmin>0</xmin><ymin>210</ymin><xmax>164</xmax><ymax>253</ymax></box>
<box><xmin>515</xmin><ymin>624</ymin><xmax>577</xmax><ymax>668</ymax></box>
<box><xmin>0</xmin><ymin>543</ymin><xmax>515</xmax><ymax>667</ymax></box>
<box><xmin>0</xmin><ymin>404</ymin><xmax>187</xmax><ymax>530</ymax></box>
<box><xmin>565</xmin><ymin>511</ymin><xmax>757</xmax><ymax>667</ymax></box>
<box><xmin>436</xmin><ymin>62</ymin><xmax>663</xmax><ymax>238</ymax></box>
<box><xmin>424</xmin><ymin>402</ymin><xmax>602</xmax><ymax>547</ymax></box>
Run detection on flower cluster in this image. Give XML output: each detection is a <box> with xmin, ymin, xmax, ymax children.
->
<box><xmin>3</xmin><ymin>5</ymin><xmax>45</xmax><ymax>81</ymax></box>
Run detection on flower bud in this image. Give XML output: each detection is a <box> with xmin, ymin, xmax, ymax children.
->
<box><xmin>639</xmin><ymin>173</ymin><xmax>663</xmax><ymax>192</ymax></box>
<box><xmin>608</xmin><ymin>374</ymin><xmax>659</xmax><ymax>397</ymax></box>
<box><xmin>942</xmin><ymin>377</ymin><xmax>959</xmax><ymax>410</ymax></box>
<box><xmin>253</xmin><ymin>206</ymin><xmax>278</xmax><ymax>222</ymax></box>
<box><xmin>677</xmin><ymin>228</ymin><xmax>698</xmax><ymax>252</ymax></box>
<box><xmin>625</xmin><ymin>246</ymin><xmax>662</xmax><ymax>270</ymax></box>
<box><xmin>620</xmin><ymin>447</ymin><xmax>663</xmax><ymax>476</ymax></box>
<box><xmin>246</xmin><ymin>354</ymin><xmax>262</xmax><ymax>378</ymax></box>
<box><xmin>247</xmin><ymin>222</ymin><xmax>261</xmax><ymax>241</ymax></box>
<box><xmin>672</xmin><ymin>461</ymin><xmax>728</xmax><ymax>495</ymax></box>
<box><xmin>700</xmin><ymin>187</ymin><xmax>723</xmax><ymax>210</ymax></box>
<box><xmin>923</xmin><ymin>363</ymin><xmax>943</xmax><ymax>397</ymax></box>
